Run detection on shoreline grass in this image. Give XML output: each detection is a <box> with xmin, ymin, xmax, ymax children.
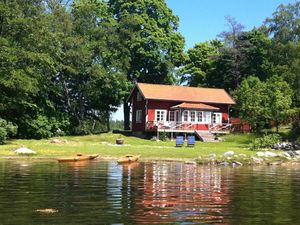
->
<box><xmin>0</xmin><ymin>132</ymin><xmax>280</xmax><ymax>162</ymax></box>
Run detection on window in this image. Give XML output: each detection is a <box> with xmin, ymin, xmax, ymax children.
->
<box><xmin>136</xmin><ymin>110</ymin><xmax>142</xmax><ymax>123</ymax></box>
<box><xmin>213</xmin><ymin>113</ymin><xmax>222</xmax><ymax>124</ymax></box>
<box><xmin>203</xmin><ymin>112</ymin><xmax>211</xmax><ymax>124</ymax></box>
<box><xmin>190</xmin><ymin>111</ymin><xmax>196</xmax><ymax>122</ymax></box>
<box><xmin>197</xmin><ymin>111</ymin><xmax>203</xmax><ymax>123</ymax></box>
<box><xmin>155</xmin><ymin>110</ymin><xmax>166</xmax><ymax>121</ymax></box>
<box><xmin>183</xmin><ymin>111</ymin><xmax>189</xmax><ymax>122</ymax></box>
<box><xmin>137</xmin><ymin>92</ymin><xmax>142</xmax><ymax>101</ymax></box>
<box><xmin>169</xmin><ymin>111</ymin><xmax>175</xmax><ymax>122</ymax></box>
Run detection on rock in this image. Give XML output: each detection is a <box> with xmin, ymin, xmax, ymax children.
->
<box><xmin>219</xmin><ymin>161</ymin><xmax>230</xmax><ymax>166</ymax></box>
<box><xmin>257</xmin><ymin>151</ymin><xmax>278</xmax><ymax>157</ymax></box>
<box><xmin>50</xmin><ymin>139</ymin><xmax>61</xmax><ymax>143</ymax></box>
<box><xmin>251</xmin><ymin>157</ymin><xmax>264</xmax><ymax>164</ymax></box>
<box><xmin>265</xmin><ymin>151</ymin><xmax>278</xmax><ymax>157</ymax></box>
<box><xmin>224</xmin><ymin>151</ymin><xmax>234</xmax><ymax>157</ymax></box>
<box><xmin>14</xmin><ymin>147</ymin><xmax>36</xmax><ymax>155</ymax></box>
<box><xmin>232</xmin><ymin>161</ymin><xmax>243</xmax><ymax>166</ymax></box>
<box><xmin>185</xmin><ymin>161</ymin><xmax>197</xmax><ymax>165</ymax></box>
<box><xmin>208</xmin><ymin>153</ymin><xmax>216</xmax><ymax>159</ymax></box>
<box><xmin>294</xmin><ymin>150</ymin><xmax>300</xmax><ymax>156</ymax></box>
<box><xmin>256</xmin><ymin>152</ymin><xmax>266</xmax><ymax>157</ymax></box>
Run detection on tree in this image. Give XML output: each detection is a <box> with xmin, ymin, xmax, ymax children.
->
<box><xmin>0</xmin><ymin>0</ymin><xmax>62</xmax><ymax>138</ymax></box>
<box><xmin>264</xmin><ymin>1</ymin><xmax>300</xmax><ymax>43</ymax></box>
<box><xmin>234</xmin><ymin>76</ymin><xmax>294</xmax><ymax>132</ymax></box>
<box><xmin>0</xmin><ymin>118</ymin><xmax>17</xmax><ymax>144</ymax></box>
<box><xmin>207</xmin><ymin>29</ymin><xmax>273</xmax><ymax>90</ymax></box>
<box><xmin>179</xmin><ymin>40</ymin><xmax>221</xmax><ymax>87</ymax></box>
<box><xmin>54</xmin><ymin>0</ymin><xmax>128</xmax><ymax>133</ymax></box>
<box><xmin>264</xmin><ymin>1</ymin><xmax>300</xmax><ymax>108</ymax></box>
<box><xmin>108</xmin><ymin>0</ymin><xmax>185</xmax><ymax>130</ymax></box>
<box><xmin>233</xmin><ymin>76</ymin><xmax>268</xmax><ymax>131</ymax></box>
<box><xmin>265</xmin><ymin>75</ymin><xmax>294</xmax><ymax>133</ymax></box>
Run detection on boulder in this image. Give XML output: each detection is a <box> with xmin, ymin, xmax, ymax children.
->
<box><xmin>224</xmin><ymin>151</ymin><xmax>234</xmax><ymax>157</ymax></box>
<box><xmin>232</xmin><ymin>161</ymin><xmax>243</xmax><ymax>166</ymax></box>
<box><xmin>251</xmin><ymin>157</ymin><xmax>264</xmax><ymax>164</ymax></box>
<box><xmin>219</xmin><ymin>161</ymin><xmax>230</xmax><ymax>166</ymax></box>
<box><xmin>256</xmin><ymin>152</ymin><xmax>266</xmax><ymax>157</ymax></box>
<box><xmin>208</xmin><ymin>153</ymin><xmax>216</xmax><ymax>159</ymax></box>
<box><xmin>14</xmin><ymin>147</ymin><xmax>36</xmax><ymax>155</ymax></box>
<box><xmin>265</xmin><ymin>151</ymin><xmax>278</xmax><ymax>157</ymax></box>
<box><xmin>256</xmin><ymin>151</ymin><xmax>278</xmax><ymax>157</ymax></box>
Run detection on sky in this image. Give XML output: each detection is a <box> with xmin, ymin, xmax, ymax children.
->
<box><xmin>112</xmin><ymin>0</ymin><xmax>297</xmax><ymax>121</ymax></box>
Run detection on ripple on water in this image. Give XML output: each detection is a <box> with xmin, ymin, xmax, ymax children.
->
<box><xmin>0</xmin><ymin>160</ymin><xmax>299</xmax><ymax>224</ymax></box>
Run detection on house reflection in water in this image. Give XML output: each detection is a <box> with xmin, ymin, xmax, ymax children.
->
<box><xmin>135</xmin><ymin>162</ymin><xmax>230</xmax><ymax>224</ymax></box>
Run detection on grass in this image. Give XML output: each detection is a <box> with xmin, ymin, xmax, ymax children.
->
<box><xmin>0</xmin><ymin>132</ymin><xmax>265</xmax><ymax>161</ymax></box>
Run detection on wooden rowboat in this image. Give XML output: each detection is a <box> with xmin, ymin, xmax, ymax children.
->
<box><xmin>57</xmin><ymin>153</ymin><xmax>99</xmax><ymax>163</ymax></box>
<box><xmin>117</xmin><ymin>155</ymin><xmax>140</xmax><ymax>164</ymax></box>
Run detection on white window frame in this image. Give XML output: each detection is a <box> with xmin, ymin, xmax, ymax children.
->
<box><xmin>190</xmin><ymin>111</ymin><xmax>196</xmax><ymax>123</ymax></box>
<box><xmin>197</xmin><ymin>111</ymin><xmax>203</xmax><ymax>123</ymax></box>
<box><xmin>182</xmin><ymin>110</ymin><xmax>189</xmax><ymax>122</ymax></box>
<box><xmin>203</xmin><ymin>111</ymin><xmax>211</xmax><ymax>124</ymax></box>
<box><xmin>136</xmin><ymin>110</ymin><xmax>142</xmax><ymax>123</ymax></box>
<box><xmin>213</xmin><ymin>112</ymin><xmax>222</xmax><ymax>124</ymax></box>
<box><xmin>155</xmin><ymin>109</ymin><xmax>167</xmax><ymax>122</ymax></box>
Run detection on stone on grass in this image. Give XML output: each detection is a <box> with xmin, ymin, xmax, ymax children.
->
<box><xmin>185</xmin><ymin>161</ymin><xmax>197</xmax><ymax>165</ymax></box>
<box><xmin>256</xmin><ymin>151</ymin><xmax>278</xmax><ymax>157</ymax></box>
<box><xmin>265</xmin><ymin>151</ymin><xmax>278</xmax><ymax>157</ymax></box>
<box><xmin>251</xmin><ymin>157</ymin><xmax>264</xmax><ymax>164</ymax></box>
<box><xmin>208</xmin><ymin>153</ymin><xmax>216</xmax><ymax>159</ymax></box>
<box><xmin>14</xmin><ymin>147</ymin><xmax>36</xmax><ymax>155</ymax></box>
<box><xmin>219</xmin><ymin>161</ymin><xmax>230</xmax><ymax>166</ymax></box>
<box><xmin>224</xmin><ymin>151</ymin><xmax>234</xmax><ymax>157</ymax></box>
<box><xmin>232</xmin><ymin>161</ymin><xmax>243</xmax><ymax>167</ymax></box>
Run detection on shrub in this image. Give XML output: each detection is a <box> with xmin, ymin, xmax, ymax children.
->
<box><xmin>159</xmin><ymin>132</ymin><xmax>168</xmax><ymax>141</ymax></box>
<box><xmin>250</xmin><ymin>133</ymin><xmax>281</xmax><ymax>150</ymax></box>
<box><xmin>0</xmin><ymin>118</ymin><xmax>18</xmax><ymax>144</ymax></box>
<box><xmin>289</xmin><ymin>121</ymin><xmax>300</xmax><ymax>141</ymax></box>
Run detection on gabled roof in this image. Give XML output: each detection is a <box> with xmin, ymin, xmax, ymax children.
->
<box><xmin>171</xmin><ymin>103</ymin><xmax>220</xmax><ymax>111</ymax></box>
<box><xmin>132</xmin><ymin>83</ymin><xmax>235</xmax><ymax>105</ymax></box>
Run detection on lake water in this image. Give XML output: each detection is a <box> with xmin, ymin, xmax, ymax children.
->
<box><xmin>0</xmin><ymin>160</ymin><xmax>299</xmax><ymax>225</ymax></box>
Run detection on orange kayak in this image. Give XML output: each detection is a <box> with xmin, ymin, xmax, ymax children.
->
<box><xmin>57</xmin><ymin>153</ymin><xmax>99</xmax><ymax>162</ymax></box>
<box><xmin>117</xmin><ymin>155</ymin><xmax>140</xmax><ymax>164</ymax></box>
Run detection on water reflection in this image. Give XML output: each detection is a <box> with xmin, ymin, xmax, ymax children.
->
<box><xmin>135</xmin><ymin>163</ymin><xmax>230</xmax><ymax>224</ymax></box>
<box><xmin>0</xmin><ymin>160</ymin><xmax>299</xmax><ymax>225</ymax></box>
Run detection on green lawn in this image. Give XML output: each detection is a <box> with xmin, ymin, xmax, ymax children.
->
<box><xmin>0</xmin><ymin>132</ymin><xmax>262</xmax><ymax>161</ymax></box>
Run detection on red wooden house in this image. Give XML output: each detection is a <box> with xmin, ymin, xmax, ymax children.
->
<box><xmin>128</xmin><ymin>83</ymin><xmax>236</xmax><ymax>140</ymax></box>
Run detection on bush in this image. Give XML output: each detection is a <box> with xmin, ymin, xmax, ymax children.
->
<box><xmin>159</xmin><ymin>132</ymin><xmax>168</xmax><ymax>141</ymax></box>
<box><xmin>0</xmin><ymin>118</ymin><xmax>18</xmax><ymax>144</ymax></box>
<box><xmin>289</xmin><ymin>121</ymin><xmax>300</xmax><ymax>141</ymax></box>
<box><xmin>22</xmin><ymin>115</ymin><xmax>69</xmax><ymax>139</ymax></box>
<box><xmin>250</xmin><ymin>133</ymin><xmax>281</xmax><ymax>150</ymax></box>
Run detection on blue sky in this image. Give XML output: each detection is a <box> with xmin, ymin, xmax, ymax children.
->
<box><xmin>166</xmin><ymin>0</ymin><xmax>297</xmax><ymax>49</ymax></box>
<box><xmin>112</xmin><ymin>0</ymin><xmax>296</xmax><ymax>120</ymax></box>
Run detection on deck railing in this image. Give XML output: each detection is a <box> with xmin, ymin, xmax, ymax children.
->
<box><xmin>146</xmin><ymin>121</ymin><xmax>232</xmax><ymax>133</ymax></box>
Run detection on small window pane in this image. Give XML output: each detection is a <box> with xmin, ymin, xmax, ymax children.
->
<box><xmin>169</xmin><ymin>111</ymin><xmax>175</xmax><ymax>121</ymax></box>
<box><xmin>190</xmin><ymin>111</ymin><xmax>195</xmax><ymax>122</ymax></box>
<box><xmin>183</xmin><ymin>111</ymin><xmax>188</xmax><ymax>122</ymax></box>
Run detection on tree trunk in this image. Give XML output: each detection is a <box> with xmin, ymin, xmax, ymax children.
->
<box><xmin>106</xmin><ymin>110</ymin><xmax>110</xmax><ymax>132</ymax></box>
<box><xmin>123</xmin><ymin>99</ymin><xmax>130</xmax><ymax>130</ymax></box>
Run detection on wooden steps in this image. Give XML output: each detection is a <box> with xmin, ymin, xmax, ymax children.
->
<box><xmin>195</xmin><ymin>131</ymin><xmax>218</xmax><ymax>142</ymax></box>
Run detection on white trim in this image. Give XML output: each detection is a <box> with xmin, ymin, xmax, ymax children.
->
<box><xmin>155</xmin><ymin>109</ymin><xmax>167</xmax><ymax>121</ymax></box>
<box><xmin>213</xmin><ymin>112</ymin><xmax>222</xmax><ymax>124</ymax></box>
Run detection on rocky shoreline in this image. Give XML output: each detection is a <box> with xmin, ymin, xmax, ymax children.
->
<box><xmin>195</xmin><ymin>149</ymin><xmax>300</xmax><ymax>167</ymax></box>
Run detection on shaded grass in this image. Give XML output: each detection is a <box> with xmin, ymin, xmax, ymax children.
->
<box><xmin>0</xmin><ymin>132</ymin><xmax>265</xmax><ymax>161</ymax></box>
